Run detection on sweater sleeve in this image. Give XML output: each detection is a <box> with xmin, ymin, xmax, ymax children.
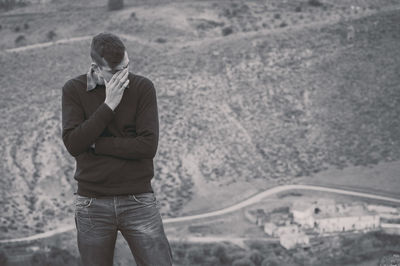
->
<box><xmin>61</xmin><ymin>80</ymin><xmax>115</xmax><ymax>157</ymax></box>
<box><xmin>94</xmin><ymin>81</ymin><xmax>159</xmax><ymax>160</ymax></box>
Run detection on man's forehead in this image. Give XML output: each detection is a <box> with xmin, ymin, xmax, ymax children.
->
<box><xmin>102</xmin><ymin>51</ymin><xmax>129</xmax><ymax>70</ymax></box>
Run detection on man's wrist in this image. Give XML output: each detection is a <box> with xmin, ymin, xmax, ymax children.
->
<box><xmin>104</xmin><ymin>101</ymin><xmax>116</xmax><ymax>111</ymax></box>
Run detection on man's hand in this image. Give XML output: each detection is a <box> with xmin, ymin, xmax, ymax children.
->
<box><xmin>91</xmin><ymin>143</ymin><xmax>95</xmax><ymax>149</ymax></box>
<box><xmin>104</xmin><ymin>68</ymin><xmax>129</xmax><ymax>111</ymax></box>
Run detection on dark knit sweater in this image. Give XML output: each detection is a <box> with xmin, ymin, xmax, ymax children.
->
<box><xmin>61</xmin><ymin>73</ymin><xmax>158</xmax><ymax>197</ymax></box>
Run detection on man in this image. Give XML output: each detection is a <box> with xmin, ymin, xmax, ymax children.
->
<box><xmin>61</xmin><ymin>32</ymin><xmax>173</xmax><ymax>266</ymax></box>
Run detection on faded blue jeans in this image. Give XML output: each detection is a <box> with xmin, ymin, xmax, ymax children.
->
<box><xmin>74</xmin><ymin>192</ymin><xmax>173</xmax><ymax>266</ymax></box>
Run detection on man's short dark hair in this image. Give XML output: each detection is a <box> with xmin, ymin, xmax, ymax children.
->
<box><xmin>90</xmin><ymin>32</ymin><xmax>125</xmax><ymax>70</ymax></box>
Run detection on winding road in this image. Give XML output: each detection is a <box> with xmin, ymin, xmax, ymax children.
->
<box><xmin>1</xmin><ymin>184</ymin><xmax>399</xmax><ymax>244</ymax></box>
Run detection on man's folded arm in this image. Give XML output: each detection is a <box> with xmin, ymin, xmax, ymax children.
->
<box><xmin>94</xmin><ymin>82</ymin><xmax>159</xmax><ymax>160</ymax></box>
<box><xmin>61</xmin><ymin>80</ymin><xmax>115</xmax><ymax>157</ymax></box>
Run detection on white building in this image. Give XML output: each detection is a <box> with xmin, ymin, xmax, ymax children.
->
<box><xmin>381</xmin><ymin>223</ymin><xmax>400</xmax><ymax>235</ymax></box>
<box><xmin>264</xmin><ymin>222</ymin><xmax>278</xmax><ymax>236</ymax></box>
<box><xmin>291</xmin><ymin>201</ymin><xmax>315</xmax><ymax>228</ymax></box>
<box><xmin>276</xmin><ymin>224</ymin><xmax>300</xmax><ymax>236</ymax></box>
<box><xmin>367</xmin><ymin>204</ymin><xmax>398</xmax><ymax>214</ymax></box>
<box><xmin>315</xmin><ymin>215</ymin><xmax>380</xmax><ymax>233</ymax></box>
<box><xmin>280</xmin><ymin>233</ymin><xmax>310</xmax><ymax>249</ymax></box>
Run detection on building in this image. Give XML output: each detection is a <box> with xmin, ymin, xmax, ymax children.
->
<box><xmin>280</xmin><ymin>233</ymin><xmax>310</xmax><ymax>249</ymax></box>
<box><xmin>245</xmin><ymin>208</ymin><xmax>266</xmax><ymax>225</ymax></box>
<box><xmin>291</xmin><ymin>201</ymin><xmax>315</xmax><ymax>228</ymax></box>
<box><xmin>314</xmin><ymin>215</ymin><xmax>380</xmax><ymax>233</ymax></box>
<box><xmin>263</xmin><ymin>222</ymin><xmax>278</xmax><ymax>236</ymax></box>
<box><xmin>276</xmin><ymin>224</ymin><xmax>300</xmax><ymax>236</ymax></box>
<box><xmin>367</xmin><ymin>205</ymin><xmax>398</xmax><ymax>214</ymax></box>
<box><xmin>381</xmin><ymin>223</ymin><xmax>400</xmax><ymax>235</ymax></box>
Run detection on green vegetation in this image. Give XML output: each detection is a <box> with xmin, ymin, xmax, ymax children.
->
<box><xmin>0</xmin><ymin>0</ymin><xmax>27</xmax><ymax>11</ymax></box>
<box><xmin>171</xmin><ymin>242</ymin><xmax>268</xmax><ymax>266</ymax></box>
<box><xmin>308</xmin><ymin>0</ymin><xmax>323</xmax><ymax>7</ymax></box>
<box><xmin>108</xmin><ymin>0</ymin><xmax>123</xmax><ymax>11</ymax></box>
<box><xmin>30</xmin><ymin>247</ymin><xmax>78</xmax><ymax>266</ymax></box>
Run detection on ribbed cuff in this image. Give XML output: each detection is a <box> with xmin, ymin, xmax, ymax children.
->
<box><xmin>103</xmin><ymin>102</ymin><xmax>115</xmax><ymax>113</ymax></box>
<box><xmin>97</xmin><ymin>103</ymin><xmax>115</xmax><ymax>126</ymax></box>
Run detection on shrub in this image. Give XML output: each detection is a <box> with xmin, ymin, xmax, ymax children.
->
<box><xmin>248</xmin><ymin>250</ymin><xmax>265</xmax><ymax>265</ymax></box>
<box><xmin>15</xmin><ymin>34</ymin><xmax>26</xmax><ymax>46</ymax></box>
<box><xmin>232</xmin><ymin>258</ymin><xmax>256</xmax><ymax>266</ymax></box>
<box><xmin>274</xmin><ymin>13</ymin><xmax>281</xmax><ymax>19</ymax></box>
<box><xmin>261</xmin><ymin>257</ymin><xmax>280</xmax><ymax>266</ymax></box>
<box><xmin>108</xmin><ymin>0</ymin><xmax>123</xmax><ymax>11</ymax></box>
<box><xmin>271</xmin><ymin>206</ymin><xmax>289</xmax><ymax>213</ymax></box>
<box><xmin>47</xmin><ymin>30</ymin><xmax>56</xmax><ymax>41</ymax></box>
<box><xmin>295</xmin><ymin>6</ymin><xmax>302</xmax><ymax>12</ymax></box>
<box><xmin>280</xmin><ymin>22</ymin><xmax>288</xmax><ymax>28</ymax></box>
<box><xmin>185</xmin><ymin>247</ymin><xmax>204</xmax><ymax>264</ymax></box>
<box><xmin>47</xmin><ymin>246</ymin><xmax>78</xmax><ymax>266</ymax></box>
<box><xmin>24</xmin><ymin>23</ymin><xmax>29</xmax><ymax>29</ymax></box>
<box><xmin>203</xmin><ymin>256</ymin><xmax>221</xmax><ymax>266</ymax></box>
<box><xmin>155</xmin><ymin>37</ymin><xmax>167</xmax><ymax>43</ymax></box>
<box><xmin>0</xmin><ymin>0</ymin><xmax>16</xmax><ymax>10</ymax></box>
<box><xmin>308</xmin><ymin>0</ymin><xmax>323</xmax><ymax>7</ymax></box>
<box><xmin>211</xmin><ymin>243</ymin><xmax>230</xmax><ymax>264</ymax></box>
<box><xmin>222</xmin><ymin>26</ymin><xmax>233</xmax><ymax>36</ymax></box>
<box><xmin>30</xmin><ymin>247</ymin><xmax>78</xmax><ymax>266</ymax></box>
<box><xmin>31</xmin><ymin>252</ymin><xmax>47</xmax><ymax>266</ymax></box>
<box><xmin>229</xmin><ymin>250</ymin><xmax>247</xmax><ymax>262</ymax></box>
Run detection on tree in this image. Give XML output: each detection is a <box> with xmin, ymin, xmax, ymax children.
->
<box><xmin>185</xmin><ymin>247</ymin><xmax>204</xmax><ymax>264</ymax></box>
<box><xmin>31</xmin><ymin>252</ymin><xmax>47</xmax><ymax>266</ymax></box>
<box><xmin>47</xmin><ymin>246</ymin><xmax>78</xmax><ymax>266</ymax></box>
<box><xmin>261</xmin><ymin>257</ymin><xmax>280</xmax><ymax>266</ymax></box>
<box><xmin>108</xmin><ymin>0</ymin><xmax>123</xmax><ymax>11</ymax></box>
<box><xmin>211</xmin><ymin>243</ymin><xmax>230</xmax><ymax>264</ymax></box>
<box><xmin>232</xmin><ymin>258</ymin><xmax>256</xmax><ymax>266</ymax></box>
<box><xmin>248</xmin><ymin>250</ymin><xmax>265</xmax><ymax>265</ymax></box>
<box><xmin>30</xmin><ymin>247</ymin><xmax>78</xmax><ymax>266</ymax></box>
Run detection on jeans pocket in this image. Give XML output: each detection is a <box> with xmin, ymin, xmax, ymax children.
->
<box><xmin>75</xmin><ymin>195</ymin><xmax>95</xmax><ymax>233</ymax></box>
<box><xmin>129</xmin><ymin>192</ymin><xmax>157</xmax><ymax>205</ymax></box>
<box><xmin>75</xmin><ymin>195</ymin><xmax>94</xmax><ymax>208</ymax></box>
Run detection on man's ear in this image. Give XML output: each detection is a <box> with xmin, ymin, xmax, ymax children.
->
<box><xmin>91</xmin><ymin>63</ymin><xmax>105</xmax><ymax>84</ymax></box>
<box><xmin>91</xmin><ymin>63</ymin><xmax>100</xmax><ymax>72</ymax></box>
<box><xmin>92</xmin><ymin>63</ymin><xmax>104</xmax><ymax>77</ymax></box>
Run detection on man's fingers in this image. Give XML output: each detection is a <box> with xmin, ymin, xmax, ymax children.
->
<box><xmin>109</xmin><ymin>68</ymin><xmax>128</xmax><ymax>88</ymax></box>
<box><xmin>110</xmin><ymin>71</ymin><xmax>120</xmax><ymax>84</ymax></box>
<box><xmin>121</xmin><ymin>79</ymin><xmax>129</xmax><ymax>89</ymax></box>
<box><xmin>115</xmin><ymin>68</ymin><xmax>128</xmax><ymax>81</ymax></box>
<box><xmin>116</xmin><ymin>70</ymin><xmax>129</xmax><ymax>88</ymax></box>
<box><xmin>122</xmin><ymin>69</ymin><xmax>129</xmax><ymax>80</ymax></box>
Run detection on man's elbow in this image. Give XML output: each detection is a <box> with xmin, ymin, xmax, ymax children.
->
<box><xmin>147</xmin><ymin>144</ymin><xmax>158</xmax><ymax>159</ymax></box>
<box><xmin>65</xmin><ymin>144</ymin><xmax>84</xmax><ymax>157</ymax></box>
<box><xmin>62</xmin><ymin>136</ymin><xmax>85</xmax><ymax>157</ymax></box>
<box><xmin>142</xmin><ymin>137</ymin><xmax>158</xmax><ymax>159</ymax></box>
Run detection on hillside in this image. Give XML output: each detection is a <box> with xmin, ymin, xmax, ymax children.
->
<box><xmin>1</xmin><ymin>0</ymin><xmax>400</xmax><ymax>240</ymax></box>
